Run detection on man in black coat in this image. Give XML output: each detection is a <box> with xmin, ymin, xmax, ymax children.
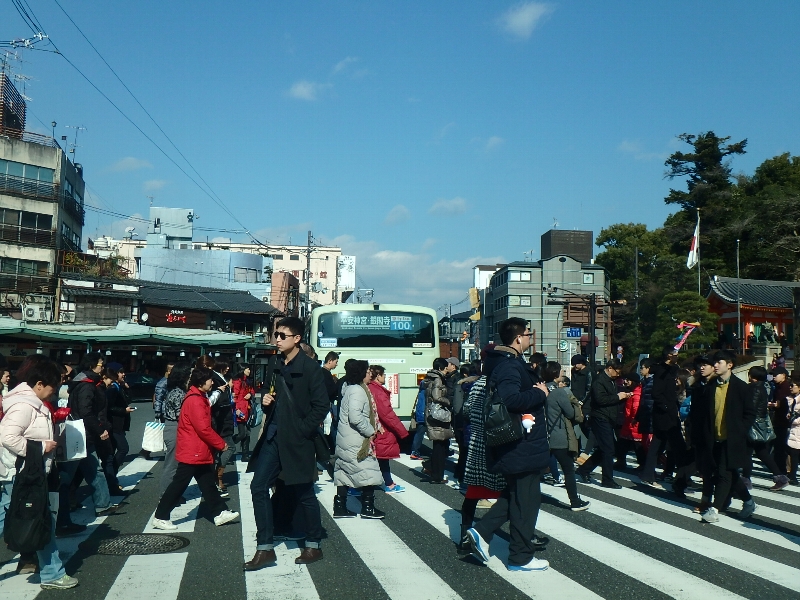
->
<box><xmin>464</xmin><ymin>318</ymin><xmax>551</xmax><ymax>572</ymax></box>
<box><xmin>244</xmin><ymin>317</ymin><xmax>330</xmax><ymax>570</ymax></box>
<box><xmin>640</xmin><ymin>345</ymin><xmax>689</xmax><ymax>494</ymax></box>
<box><xmin>576</xmin><ymin>358</ymin><xmax>630</xmax><ymax>488</ymax></box>
<box><xmin>691</xmin><ymin>350</ymin><xmax>757</xmax><ymax>523</ymax></box>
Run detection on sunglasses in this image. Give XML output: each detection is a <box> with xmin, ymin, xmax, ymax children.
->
<box><xmin>273</xmin><ymin>331</ymin><xmax>299</xmax><ymax>340</ymax></box>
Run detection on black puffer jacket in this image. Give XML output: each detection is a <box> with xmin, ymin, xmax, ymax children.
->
<box><xmin>749</xmin><ymin>381</ymin><xmax>770</xmax><ymax>420</ymax></box>
<box><xmin>651</xmin><ymin>361</ymin><xmax>680</xmax><ymax>432</ymax></box>
<box><xmin>484</xmin><ymin>346</ymin><xmax>549</xmax><ymax>475</ymax></box>
<box><xmin>590</xmin><ymin>369</ymin><xmax>623</xmax><ymax>423</ymax></box>
<box><xmin>68</xmin><ymin>371</ymin><xmax>110</xmax><ymax>445</ymax></box>
<box><xmin>209</xmin><ymin>371</ymin><xmax>235</xmax><ymax>439</ymax></box>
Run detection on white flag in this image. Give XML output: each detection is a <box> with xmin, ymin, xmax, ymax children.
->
<box><xmin>687</xmin><ymin>217</ymin><xmax>699</xmax><ymax>269</ymax></box>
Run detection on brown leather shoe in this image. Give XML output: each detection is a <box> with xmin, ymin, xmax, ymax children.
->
<box><xmin>295</xmin><ymin>547</ymin><xmax>323</xmax><ymax>564</ymax></box>
<box><xmin>243</xmin><ymin>549</ymin><xmax>276</xmax><ymax>571</ymax></box>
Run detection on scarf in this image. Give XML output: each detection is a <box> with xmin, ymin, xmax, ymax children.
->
<box><xmin>356</xmin><ymin>383</ymin><xmax>382</xmax><ymax>462</ymax></box>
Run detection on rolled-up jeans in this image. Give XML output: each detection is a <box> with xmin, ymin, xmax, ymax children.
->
<box><xmin>58</xmin><ymin>449</ymin><xmax>111</xmax><ymax>526</ymax></box>
<box><xmin>1</xmin><ymin>476</ymin><xmax>66</xmax><ymax>583</ymax></box>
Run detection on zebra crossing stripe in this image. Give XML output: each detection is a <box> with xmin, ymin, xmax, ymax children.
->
<box><xmin>388</xmin><ymin>474</ymin><xmax>604</xmax><ymax>600</ymax></box>
<box><xmin>578</xmin><ymin>476</ymin><xmax>800</xmax><ymax>551</ymax></box>
<box><xmin>235</xmin><ymin>461</ymin><xmax>320</xmax><ymax>600</ymax></box>
<box><xmin>142</xmin><ymin>483</ymin><xmax>203</xmax><ymax>533</ymax></box>
<box><xmin>102</xmin><ymin>553</ymin><xmax>188</xmax><ymax>600</ymax></box>
<box><xmin>540</xmin><ymin>484</ymin><xmax>800</xmax><ymax>594</ymax></box>
<box><xmin>315</xmin><ymin>477</ymin><xmax>463</xmax><ymax>600</ymax></box>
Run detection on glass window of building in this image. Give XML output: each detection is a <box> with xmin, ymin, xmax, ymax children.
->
<box><xmin>290</xmin><ymin>254</ymin><xmax>300</xmax><ymax>261</ymax></box>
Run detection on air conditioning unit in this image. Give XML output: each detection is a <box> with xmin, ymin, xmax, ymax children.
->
<box><xmin>22</xmin><ymin>302</ymin><xmax>52</xmax><ymax>322</ymax></box>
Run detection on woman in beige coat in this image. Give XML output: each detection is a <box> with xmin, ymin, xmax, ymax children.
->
<box><xmin>0</xmin><ymin>355</ymin><xmax>78</xmax><ymax>589</ymax></box>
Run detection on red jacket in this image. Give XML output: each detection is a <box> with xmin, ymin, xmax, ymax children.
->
<box><xmin>232</xmin><ymin>378</ymin><xmax>254</xmax><ymax>423</ymax></box>
<box><xmin>369</xmin><ymin>380</ymin><xmax>409</xmax><ymax>460</ymax></box>
<box><xmin>176</xmin><ymin>386</ymin><xmax>227</xmax><ymax>464</ymax></box>
<box><xmin>620</xmin><ymin>384</ymin><xmax>643</xmax><ymax>441</ymax></box>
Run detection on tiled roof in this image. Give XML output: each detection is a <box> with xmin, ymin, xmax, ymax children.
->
<box><xmin>708</xmin><ymin>276</ymin><xmax>800</xmax><ymax>309</ymax></box>
<box><xmin>138</xmin><ymin>282</ymin><xmax>280</xmax><ymax>315</ymax></box>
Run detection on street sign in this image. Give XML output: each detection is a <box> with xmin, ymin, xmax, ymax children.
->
<box><xmin>566</xmin><ymin>327</ymin><xmax>582</xmax><ymax>339</ymax></box>
<box><xmin>558</xmin><ymin>340</ymin><xmax>569</xmax><ymax>352</ymax></box>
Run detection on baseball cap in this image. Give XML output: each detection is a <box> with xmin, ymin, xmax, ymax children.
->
<box><xmin>446</xmin><ymin>357</ymin><xmax>461</xmax><ymax>368</ymax></box>
<box><xmin>771</xmin><ymin>366</ymin><xmax>789</xmax><ymax>377</ymax></box>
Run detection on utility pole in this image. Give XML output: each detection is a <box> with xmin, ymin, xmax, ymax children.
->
<box><xmin>588</xmin><ymin>293</ymin><xmax>597</xmax><ymax>372</ymax></box>
<box><xmin>334</xmin><ymin>256</ymin><xmax>339</xmax><ymax>305</ymax></box>
<box><xmin>305</xmin><ymin>230</ymin><xmax>312</xmax><ymax>317</ymax></box>
<box><xmin>736</xmin><ymin>238</ymin><xmax>741</xmax><ymax>352</ymax></box>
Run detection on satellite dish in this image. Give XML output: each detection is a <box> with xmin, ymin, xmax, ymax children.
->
<box><xmin>140</xmin><ymin>312</ymin><xmax>149</xmax><ymax>323</ymax></box>
<box><xmin>125</xmin><ymin>226</ymin><xmax>135</xmax><ymax>233</ymax></box>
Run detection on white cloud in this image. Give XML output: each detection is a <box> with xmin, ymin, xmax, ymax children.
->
<box><xmin>384</xmin><ymin>204</ymin><xmax>411</xmax><ymax>225</ymax></box>
<box><xmin>497</xmin><ymin>2</ymin><xmax>553</xmax><ymax>40</ymax></box>
<box><xmin>287</xmin><ymin>80</ymin><xmax>332</xmax><ymax>101</ymax></box>
<box><xmin>485</xmin><ymin>136</ymin><xmax>505</xmax><ymax>151</ymax></box>
<box><xmin>143</xmin><ymin>179</ymin><xmax>167</xmax><ymax>193</ymax></box>
<box><xmin>429</xmin><ymin>197</ymin><xmax>467</xmax><ymax>216</ymax></box>
<box><xmin>618</xmin><ymin>139</ymin><xmax>668</xmax><ymax>161</ymax></box>
<box><xmin>252</xmin><ymin>222</ymin><xmax>313</xmax><ymax>246</ymax></box>
<box><xmin>330</xmin><ymin>234</ymin><xmax>505</xmax><ymax>309</ymax></box>
<box><xmin>333</xmin><ymin>56</ymin><xmax>358</xmax><ymax>74</ymax></box>
<box><xmin>109</xmin><ymin>157</ymin><xmax>152</xmax><ymax>172</ymax></box>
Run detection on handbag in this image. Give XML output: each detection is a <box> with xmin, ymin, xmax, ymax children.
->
<box><xmin>141</xmin><ymin>421</ymin><xmax>166</xmax><ymax>453</ymax></box>
<box><xmin>55</xmin><ymin>418</ymin><xmax>87</xmax><ymax>462</ymax></box>
<box><xmin>428</xmin><ymin>401</ymin><xmax>452</xmax><ymax>423</ymax></box>
<box><xmin>483</xmin><ymin>381</ymin><xmax>523</xmax><ymax>447</ymax></box>
<box><xmin>748</xmin><ymin>416</ymin><xmax>776</xmax><ymax>443</ymax></box>
<box><xmin>247</xmin><ymin>397</ymin><xmax>263</xmax><ymax>428</ymax></box>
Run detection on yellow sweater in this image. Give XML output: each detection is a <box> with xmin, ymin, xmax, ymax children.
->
<box><xmin>714</xmin><ymin>379</ymin><xmax>728</xmax><ymax>441</ymax></box>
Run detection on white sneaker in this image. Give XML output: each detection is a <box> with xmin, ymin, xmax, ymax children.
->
<box><xmin>466</xmin><ymin>528</ymin><xmax>489</xmax><ymax>563</ymax></box>
<box><xmin>214</xmin><ymin>510</ymin><xmax>240</xmax><ymax>526</ymax></box>
<box><xmin>151</xmin><ymin>518</ymin><xmax>177</xmax><ymax>530</ymax></box>
<box><xmin>701</xmin><ymin>507</ymin><xmax>719</xmax><ymax>523</ymax></box>
<box><xmin>739</xmin><ymin>499</ymin><xmax>757</xmax><ymax>519</ymax></box>
<box><xmin>508</xmin><ymin>556</ymin><xmax>550</xmax><ymax>572</ymax></box>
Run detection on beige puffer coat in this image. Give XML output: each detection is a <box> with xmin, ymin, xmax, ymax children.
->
<box><xmin>424</xmin><ymin>370</ymin><xmax>454</xmax><ymax>442</ymax></box>
<box><xmin>0</xmin><ymin>383</ymin><xmax>55</xmax><ymax>482</ymax></box>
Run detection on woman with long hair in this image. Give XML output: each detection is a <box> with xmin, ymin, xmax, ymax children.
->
<box><xmin>333</xmin><ymin>360</ymin><xmax>386</xmax><ymax>519</ymax></box>
<box><xmin>232</xmin><ymin>366</ymin><xmax>254</xmax><ymax>461</ymax></box>
<box><xmin>368</xmin><ymin>365</ymin><xmax>409</xmax><ymax>493</ymax></box>
<box><xmin>160</xmin><ymin>361</ymin><xmax>192</xmax><ymax>497</ymax></box>
<box><xmin>152</xmin><ymin>367</ymin><xmax>239</xmax><ymax>530</ymax></box>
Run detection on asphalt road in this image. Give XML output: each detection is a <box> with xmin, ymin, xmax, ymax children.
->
<box><xmin>2</xmin><ymin>402</ymin><xmax>800</xmax><ymax>600</ymax></box>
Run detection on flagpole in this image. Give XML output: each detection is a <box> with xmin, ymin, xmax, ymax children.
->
<box><xmin>697</xmin><ymin>209</ymin><xmax>701</xmax><ymax>295</ymax></box>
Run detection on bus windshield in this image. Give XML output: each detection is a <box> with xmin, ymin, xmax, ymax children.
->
<box><xmin>316</xmin><ymin>310</ymin><xmax>435</xmax><ymax>348</ymax></box>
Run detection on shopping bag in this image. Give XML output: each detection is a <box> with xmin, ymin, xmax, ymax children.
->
<box><xmin>55</xmin><ymin>419</ymin><xmax>87</xmax><ymax>462</ymax></box>
<box><xmin>141</xmin><ymin>421</ymin><xmax>165</xmax><ymax>453</ymax></box>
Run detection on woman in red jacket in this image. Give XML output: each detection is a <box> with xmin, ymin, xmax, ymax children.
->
<box><xmin>616</xmin><ymin>372</ymin><xmax>644</xmax><ymax>469</ymax></box>
<box><xmin>368</xmin><ymin>365</ymin><xmax>409</xmax><ymax>493</ymax></box>
<box><xmin>232</xmin><ymin>367</ymin><xmax>254</xmax><ymax>461</ymax></box>
<box><xmin>152</xmin><ymin>367</ymin><xmax>240</xmax><ymax>530</ymax></box>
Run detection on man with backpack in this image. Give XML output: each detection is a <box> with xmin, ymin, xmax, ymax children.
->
<box><xmin>464</xmin><ymin>318</ymin><xmax>551</xmax><ymax>572</ymax></box>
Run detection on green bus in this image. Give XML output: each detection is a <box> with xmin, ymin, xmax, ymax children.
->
<box><xmin>309</xmin><ymin>303</ymin><xmax>439</xmax><ymax>420</ymax></box>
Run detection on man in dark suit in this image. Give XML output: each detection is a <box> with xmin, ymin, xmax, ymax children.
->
<box><xmin>244</xmin><ymin>317</ymin><xmax>330</xmax><ymax>570</ymax></box>
<box><xmin>691</xmin><ymin>350</ymin><xmax>757</xmax><ymax>523</ymax></box>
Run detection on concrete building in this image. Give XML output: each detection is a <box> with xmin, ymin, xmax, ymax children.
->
<box><xmin>480</xmin><ymin>230</ymin><xmax>611</xmax><ymax>364</ymax></box>
<box><xmin>0</xmin><ymin>73</ymin><xmax>86</xmax><ymax>318</ymax></box>
<box><xmin>87</xmin><ymin>208</ymin><xmax>355</xmax><ymax>309</ymax></box>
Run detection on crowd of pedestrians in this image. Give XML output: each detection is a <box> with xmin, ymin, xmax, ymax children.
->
<box><xmin>2</xmin><ymin>314</ymin><xmax>799</xmax><ymax>587</ymax></box>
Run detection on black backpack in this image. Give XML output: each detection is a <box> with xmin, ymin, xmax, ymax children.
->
<box><xmin>4</xmin><ymin>440</ymin><xmax>52</xmax><ymax>553</ymax></box>
<box><xmin>483</xmin><ymin>379</ymin><xmax>524</xmax><ymax>447</ymax></box>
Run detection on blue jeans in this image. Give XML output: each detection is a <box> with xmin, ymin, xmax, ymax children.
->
<box><xmin>250</xmin><ymin>438</ymin><xmax>321</xmax><ymax>550</ymax></box>
<box><xmin>410</xmin><ymin>423</ymin><xmax>426</xmax><ymax>455</ymax></box>
<box><xmin>58</xmin><ymin>451</ymin><xmax>111</xmax><ymax>526</ymax></box>
<box><xmin>1</xmin><ymin>477</ymin><xmax>66</xmax><ymax>583</ymax></box>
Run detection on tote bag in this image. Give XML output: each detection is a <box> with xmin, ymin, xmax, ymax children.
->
<box><xmin>55</xmin><ymin>418</ymin><xmax>87</xmax><ymax>462</ymax></box>
<box><xmin>141</xmin><ymin>421</ymin><xmax>166</xmax><ymax>453</ymax></box>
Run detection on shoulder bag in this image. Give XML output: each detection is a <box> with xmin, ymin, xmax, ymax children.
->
<box><xmin>748</xmin><ymin>416</ymin><xmax>776</xmax><ymax>443</ymax></box>
<box><xmin>483</xmin><ymin>380</ymin><xmax>523</xmax><ymax>447</ymax></box>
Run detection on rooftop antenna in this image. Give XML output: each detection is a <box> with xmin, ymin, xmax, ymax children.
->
<box><xmin>147</xmin><ymin>195</ymin><xmax>154</xmax><ymax>207</ymax></box>
<box><xmin>552</xmin><ymin>218</ymin><xmax>559</xmax><ymax>229</ymax></box>
<box><xmin>65</xmin><ymin>125</ymin><xmax>86</xmax><ymax>161</ymax></box>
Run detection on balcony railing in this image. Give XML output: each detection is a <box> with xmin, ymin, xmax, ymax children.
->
<box><xmin>61</xmin><ymin>192</ymin><xmax>86</xmax><ymax>225</ymax></box>
<box><xmin>61</xmin><ymin>234</ymin><xmax>81</xmax><ymax>253</ymax></box>
<box><xmin>0</xmin><ymin>273</ymin><xmax>54</xmax><ymax>294</ymax></box>
<box><xmin>0</xmin><ymin>224</ymin><xmax>56</xmax><ymax>248</ymax></box>
<box><xmin>0</xmin><ymin>172</ymin><xmax>59</xmax><ymax>201</ymax></box>
<box><xmin>0</xmin><ymin>126</ymin><xmax>61</xmax><ymax>148</ymax></box>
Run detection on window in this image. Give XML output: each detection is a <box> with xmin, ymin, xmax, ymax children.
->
<box><xmin>0</xmin><ymin>258</ymin><xmax>48</xmax><ymax>277</ymax></box>
<box><xmin>179</xmin><ymin>243</ymin><xmax>189</xmax><ymax>249</ymax></box>
<box><xmin>290</xmin><ymin>254</ymin><xmax>300</xmax><ymax>261</ymax></box>
<box><xmin>583</xmin><ymin>273</ymin><xmax>594</xmax><ymax>284</ymax></box>
<box><xmin>0</xmin><ymin>208</ymin><xmax>19</xmax><ymax>225</ymax></box>
<box><xmin>271</xmin><ymin>254</ymin><xmax>284</xmax><ymax>260</ymax></box>
<box><xmin>234</xmin><ymin>267</ymin><xmax>258</xmax><ymax>283</ymax></box>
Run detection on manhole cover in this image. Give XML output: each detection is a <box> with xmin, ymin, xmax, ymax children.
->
<box><xmin>94</xmin><ymin>533</ymin><xmax>190</xmax><ymax>556</ymax></box>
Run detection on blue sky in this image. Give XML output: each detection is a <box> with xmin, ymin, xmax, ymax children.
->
<box><xmin>4</xmin><ymin>1</ymin><xmax>800</xmax><ymax>312</ymax></box>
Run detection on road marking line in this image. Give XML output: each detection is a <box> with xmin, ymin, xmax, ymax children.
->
<box><xmin>236</xmin><ymin>460</ymin><xmax>320</xmax><ymax>600</ymax></box>
<box><xmin>388</xmin><ymin>474</ymin><xmax>602</xmax><ymax>600</ymax></box>
<box><xmin>541</xmin><ymin>484</ymin><xmax>800</xmax><ymax>593</ymax></box>
<box><xmin>103</xmin><ymin>553</ymin><xmax>188</xmax><ymax>600</ymax></box>
<box><xmin>142</xmin><ymin>483</ymin><xmax>202</xmax><ymax>533</ymax></box>
<box><xmin>316</xmin><ymin>477</ymin><xmax>462</xmax><ymax>600</ymax></box>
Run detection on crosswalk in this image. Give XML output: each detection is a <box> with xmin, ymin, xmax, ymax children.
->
<box><xmin>2</xmin><ymin>447</ymin><xmax>800</xmax><ymax>600</ymax></box>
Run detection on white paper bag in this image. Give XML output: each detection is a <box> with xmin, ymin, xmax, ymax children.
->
<box><xmin>141</xmin><ymin>421</ymin><xmax>165</xmax><ymax>453</ymax></box>
<box><xmin>55</xmin><ymin>419</ymin><xmax>87</xmax><ymax>462</ymax></box>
